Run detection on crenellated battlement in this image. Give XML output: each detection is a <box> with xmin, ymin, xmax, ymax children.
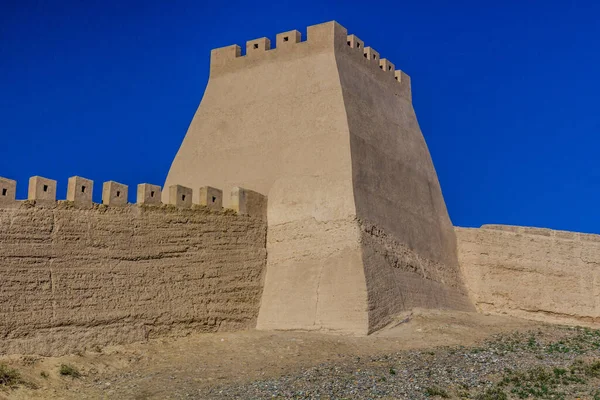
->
<box><xmin>0</xmin><ymin>176</ymin><xmax>266</xmax><ymax>218</ymax></box>
<box><xmin>209</xmin><ymin>21</ymin><xmax>411</xmax><ymax>98</ymax></box>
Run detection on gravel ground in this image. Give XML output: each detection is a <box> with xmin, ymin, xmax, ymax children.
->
<box><xmin>201</xmin><ymin>327</ymin><xmax>600</xmax><ymax>399</ymax></box>
<box><xmin>3</xmin><ymin>312</ymin><xmax>599</xmax><ymax>399</ymax></box>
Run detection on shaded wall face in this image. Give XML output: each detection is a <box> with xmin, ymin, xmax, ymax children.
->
<box><xmin>0</xmin><ymin>204</ymin><xmax>267</xmax><ymax>356</ymax></box>
<box><xmin>335</xmin><ymin>46</ymin><xmax>474</xmax><ymax>330</ymax></box>
<box><xmin>335</xmin><ymin>47</ymin><xmax>456</xmax><ymax>267</ymax></box>
<box><xmin>457</xmin><ymin>225</ymin><xmax>600</xmax><ymax>327</ymax></box>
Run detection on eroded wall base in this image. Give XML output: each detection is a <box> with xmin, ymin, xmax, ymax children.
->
<box><xmin>257</xmin><ymin>218</ymin><xmax>475</xmax><ymax>335</ymax></box>
<box><xmin>360</xmin><ymin>221</ymin><xmax>475</xmax><ymax>332</ymax></box>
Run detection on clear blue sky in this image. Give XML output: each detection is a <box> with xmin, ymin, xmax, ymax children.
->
<box><xmin>1</xmin><ymin>0</ymin><xmax>599</xmax><ymax>233</ymax></box>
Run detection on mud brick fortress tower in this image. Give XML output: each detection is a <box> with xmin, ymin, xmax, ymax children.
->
<box><xmin>164</xmin><ymin>21</ymin><xmax>474</xmax><ymax>333</ymax></box>
<box><xmin>1</xmin><ymin>21</ymin><xmax>598</xmax><ymax>356</ymax></box>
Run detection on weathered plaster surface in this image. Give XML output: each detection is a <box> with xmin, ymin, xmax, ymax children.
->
<box><xmin>0</xmin><ymin>202</ymin><xmax>267</xmax><ymax>356</ymax></box>
<box><xmin>456</xmin><ymin>225</ymin><xmax>600</xmax><ymax>327</ymax></box>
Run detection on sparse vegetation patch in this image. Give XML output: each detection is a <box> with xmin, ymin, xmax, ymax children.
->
<box><xmin>0</xmin><ymin>363</ymin><xmax>22</xmax><ymax>388</ymax></box>
<box><xmin>59</xmin><ymin>364</ymin><xmax>81</xmax><ymax>378</ymax></box>
<box><xmin>424</xmin><ymin>385</ymin><xmax>449</xmax><ymax>398</ymax></box>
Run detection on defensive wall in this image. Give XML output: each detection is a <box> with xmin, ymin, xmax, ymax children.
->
<box><xmin>0</xmin><ymin>176</ymin><xmax>267</xmax><ymax>356</ymax></box>
<box><xmin>456</xmin><ymin>225</ymin><xmax>600</xmax><ymax>327</ymax></box>
<box><xmin>1</xmin><ymin>21</ymin><xmax>598</xmax><ymax>356</ymax></box>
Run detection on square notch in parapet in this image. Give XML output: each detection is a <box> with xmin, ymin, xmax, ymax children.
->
<box><xmin>363</xmin><ymin>47</ymin><xmax>379</xmax><ymax>62</ymax></box>
<box><xmin>246</xmin><ymin>37</ymin><xmax>271</xmax><ymax>55</ymax></box>
<box><xmin>137</xmin><ymin>183</ymin><xmax>162</xmax><ymax>205</ymax></box>
<box><xmin>276</xmin><ymin>30</ymin><xmax>301</xmax><ymax>48</ymax></box>
<box><xmin>168</xmin><ymin>185</ymin><xmax>193</xmax><ymax>208</ymax></box>
<box><xmin>197</xmin><ymin>186</ymin><xmax>223</xmax><ymax>211</ymax></box>
<box><xmin>28</xmin><ymin>176</ymin><xmax>57</xmax><ymax>202</ymax></box>
<box><xmin>379</xmin><ymin>59</ymin><xmax>395</xmax><ymax>73</ymax></box>
<box><xmin>102</xmin><ymin>181</ymin><xmax>128</xmax><ymax>207</ymax></box>
<box><xmin>67</xmin><ymin>176</ymin><xmax>93</xmax><ymax>208</ymax></box>
<box><xmin>0</xmin><ymin>177</ymin><xmax>17</xmax><ymax>204</ymax></box>
<box><xmin>346</xmin><ymin>34</ymin><xmax>364</xmax><ymax>50</ymax></box>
